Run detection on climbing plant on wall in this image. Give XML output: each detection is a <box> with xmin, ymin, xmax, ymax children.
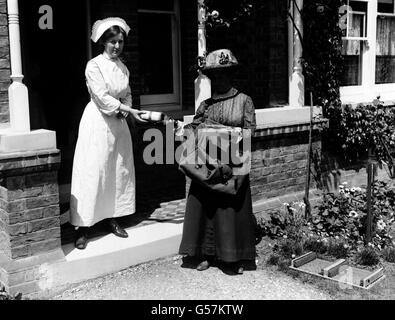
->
<box><xmin>302</xmin><ymin>0</ymin><xmax>395</xmax><ymax>163</ymax></box>
<box><xmin>302</xmin><ymin>0</ymin><xmax>348</xmax><ymax>159</ymax></box>
<box><xmin>302</xmin><ymin>0</ymin><xmax>345</xmax><ymax>117</ymax></box>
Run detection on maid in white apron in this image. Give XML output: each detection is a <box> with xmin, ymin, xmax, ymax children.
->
<box><xmin>70</xmin><ymin>18</ymin><xmax>148</xmax><ymax>249</ymax></box>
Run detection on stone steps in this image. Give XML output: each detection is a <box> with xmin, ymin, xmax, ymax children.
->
<box><xmin>35</xmin><ymin>221</ymin><xmax>183</xmax><ymax>295</ymax></box>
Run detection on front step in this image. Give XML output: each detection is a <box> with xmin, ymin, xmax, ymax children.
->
<box><xmin>38</xmin><ymin>221</ymin><xmax>183</xmax><ymax>293</ymax></box>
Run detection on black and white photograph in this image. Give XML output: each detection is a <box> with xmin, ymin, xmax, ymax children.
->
<box><xmin>0</xmin><ymin>0</ymin><xmax>395</xmax><ymax>308</ymax></box>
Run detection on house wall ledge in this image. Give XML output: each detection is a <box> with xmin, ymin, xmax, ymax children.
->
<box><xmin>183</xmin><ymin>105</ymin><xmax>328</xmax><ymax>137</ymax></box>
<box><xmin>342</xmin><ymin>100</ymin><xmax>395</xmax><ymax>108</ymax></box>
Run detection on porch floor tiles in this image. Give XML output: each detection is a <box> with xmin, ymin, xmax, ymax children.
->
<box><xmin>60</xmin><ymin>198</ymin><xmax>186</xmax><ymax>245</ymax></box>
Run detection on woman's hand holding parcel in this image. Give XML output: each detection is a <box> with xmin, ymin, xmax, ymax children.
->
<box><xmin>120</xmin><ymin>105</ymin><xmax>149</xmax><ymax>123</ymax></box>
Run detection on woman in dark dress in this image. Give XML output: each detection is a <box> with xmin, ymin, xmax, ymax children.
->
<box><xmin>178</xmin><ymin>49</ymin><xmax>257</xmax><ymax>274</ymax></box>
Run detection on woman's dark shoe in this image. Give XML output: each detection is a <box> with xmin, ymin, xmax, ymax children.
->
<box><xmin>108</xmin><ymin>219</ymin><xmax>128</xmax><ymax>238</ymax></box>
<box><xmin>196</xmin><ymin>260</ymin><xmax>211</xmax><ymax>271</ymax></box>
<box><xmin>75</xmin><ymin>228</ymin><xmax>88</xmax><ymax>250</ymax></box>
<box><xmin>236</xmin><ymin>264</ymin><xmax>244</xmax><ymax>275</ymax></box>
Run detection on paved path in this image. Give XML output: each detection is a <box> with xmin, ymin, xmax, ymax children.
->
<box><xmin>50</xmin><ymin>255</ymin><xmax>331</xmax><ymax>300</ymax></box>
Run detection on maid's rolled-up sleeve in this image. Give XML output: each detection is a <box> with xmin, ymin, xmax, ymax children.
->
<box><xmin>120</xmin><ymin>84</ymin><xmax>132</xmax><ymax>107</ymax></box>
<box><xmin>85</xmin><ymin>61</ymin><xmax>121</xmax><ymax>116</ymax></box>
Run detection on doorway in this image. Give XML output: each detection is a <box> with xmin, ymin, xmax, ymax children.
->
<box><xmin>19</xmin><ymin>0</ymin><xmax>90</xmax><ymax>198</ymax></box>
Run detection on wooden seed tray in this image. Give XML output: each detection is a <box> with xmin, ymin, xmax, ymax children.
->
<box><xmin>290</xmin><ymin>252</ymin><xmax>385</xmax><ymax>290</ymax></box>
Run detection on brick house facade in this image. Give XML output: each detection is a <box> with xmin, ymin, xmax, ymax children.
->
<box><xmin>0</xmin><ymin>0</ymin><xmax>326</xmax><ymax>296</ymax></box>
<box><xmin>2</xmin><ymin>0</ymin><xmax>389</xmax><ymax>296</ymax></box>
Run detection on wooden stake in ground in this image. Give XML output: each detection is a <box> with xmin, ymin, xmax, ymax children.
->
<box><xmin>365</xmin><ymin>153</ymin><xmax>375</xmax><ymax>245</ymax></box>
<box><xmin>303</xmin><ymin>92</ymin><xmax>314</xmax><ymax>218</ymax></box>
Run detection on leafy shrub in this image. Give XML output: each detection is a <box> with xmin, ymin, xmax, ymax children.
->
<box><xmin>275</xmin><ymin>238</ymin><xmax>304</xmax><ymax>260</ymax></box>
<box><xmin>381</xmin><ymin>247</ymin><xmax>395</xmax><ymax>263</ymax></box>
<box><xmin>303</xmin><ymin>237</ymin><xmax>328</xmax><ymax>254</ymax></box>
<box><xmin>261</xmin><ymin>201</ymin><xmax>306</xmax><ymax>242</ymax></box>
<box><xmin>356</xmin><ymin>247</ymin><xmax>381</xmax><ymax>266</ymax></box>
<box><xmin>266</xmin><ymin>253</ymin><xmax>280</xmax><ymax>266</ymax></box>
<box><xmin>327</xmin><ymin>239</ymin><xmax>350</xmax><ymax>259</ymax></box>
<box><xmin>277</xmin><ymin>257</ymin><xmax>292</xmax><ymax>272</ymax></box>
<box><xmin>309</xmin><ymin>181</ymin><xmax>395</xmax><ymax>251</ymax></box>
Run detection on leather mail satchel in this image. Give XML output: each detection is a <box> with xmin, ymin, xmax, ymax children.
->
<box><xmin>179</xmin><ymin>120</ymin><xmax>249</xmax><ymax>196</ymax></box>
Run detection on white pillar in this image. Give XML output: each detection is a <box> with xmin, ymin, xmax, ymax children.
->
<box><xmin>289</xmin><ymin>0</ymin><xmax>305</xmax><ymax>108</ymax></box>
<box><xmin>7</xmin><ymin>0</ymin><xmax>30</xmax><ymax>132</ymax></box>
<box><xmin>288</xmin><ymin>2</ymin><xmax>294</xmax><ymax>96</ymax></box>
<box><xmin>194</xmin><ymin>0</ymin><xmax>211</xmax><ymax>111</ymax></box>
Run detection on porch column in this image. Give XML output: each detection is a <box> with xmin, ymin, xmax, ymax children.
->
<box><xmin>7</xmin><ymin>0</ymin><xmax>30</xmax><ymax>132</ymax></box>
<box><xmin>1</xmin><ymin>0</ymin><xmax>56</xmax><ymax>154</ymax></box>
<box><xmin>194</xmin><ymin>0</ymin><xmax>211</xmax><ymax>111</ymax></box>
<box><xmin>289</xmin><ymin>0</ymin><xmax>305</xmax><ymax>108</ymax></box>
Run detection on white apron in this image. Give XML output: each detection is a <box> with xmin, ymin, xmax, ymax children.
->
<box><xmin>70</xmin><ymin>54</ymin><xmax>136</xmax><ymax>227</ymax></box>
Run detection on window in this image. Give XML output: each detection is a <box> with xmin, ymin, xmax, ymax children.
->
<box><xmin>138</xmin><ymin>0</ymin><xmax>181</xmax><ymax>108</ymax></box>
<box><xmin>340</xmin><ymin>0</ymin><xmax>395</xmax><ymax>103</ymax></box>
<box><xmin>376</xmin><ymin>1</ymin><xmax>395</xmax><ymax>84</ymax></box>
<box><xmin>341</xmin><ymin>1</ymin><xmax>367</xmax><ymax>86</ymax></box>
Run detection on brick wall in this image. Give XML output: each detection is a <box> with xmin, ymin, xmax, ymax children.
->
<box><xmin>184</xmin><ymin>127</ymin><xmax>322</xmax><ymax>209</ymax></box>
<box><xmin>88</xmin><ymin>0</ymin><xmax>289</xmax><ymax>111</ymax></box>
<box><xmin>0</xmin><ymin>151</ymin><xmax>61</xmax><ymax>260</ymax></box>
<box><xmin>207</xmin><ymin>0</ymin><xmax>289</xmax><ymax>108</ymax></box>
<box><xmin>0</xmin><ymin>0</ymin><xmax>10</xmax><ymax>124</ymax></box>
<box><xmin>250</xmin><ymin>131</ymin><xmax>321</xmax><ymax>203</ymax></box>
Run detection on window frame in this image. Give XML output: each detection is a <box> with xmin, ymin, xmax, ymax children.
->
<box><xmin>340</xmin><ymin>0</ymin><xmax>395</xmax><ymax>104</ymax></box>
<box><xmin>137</xmin><ymin>0</ymin><xmax>182</xmax><ymax>110</ymax></box>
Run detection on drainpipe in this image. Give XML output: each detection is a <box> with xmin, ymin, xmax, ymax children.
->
<box><xmin>289</xmin><ymin>0</ymin><xmax>305</xmax><ymax>108</ymax></box>
<box><xmin>7</xmin><ymin>0</ymin><xmax>30</xmax><ymax>132</ymax></box>
<box><xmin>194</xmin><ymin>0</ymin><xmax>211</xmax><ymax>111</ymax></box>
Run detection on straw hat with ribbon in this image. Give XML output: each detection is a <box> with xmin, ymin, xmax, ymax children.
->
<box><xmin>202</xmin><ymin>49</ymin><xmax>239</xmax><ymax>71</ymax></box>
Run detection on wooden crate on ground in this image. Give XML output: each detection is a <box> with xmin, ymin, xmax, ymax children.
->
<box><xmin>290</xmin><ymin>252</ymin><xmax>385</xmax><ymax>290</ymax></box>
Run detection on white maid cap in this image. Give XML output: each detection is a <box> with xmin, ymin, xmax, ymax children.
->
<box><xmin>91</xmin><ymin>17</ymin><xmax>131</xmax><ymax>43</ymax></box>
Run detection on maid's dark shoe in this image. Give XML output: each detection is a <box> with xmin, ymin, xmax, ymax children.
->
<box><xmin>75</xmin><ymin>227</ymin><xmax>89</xmax><ymax>250</ymax></box>
<box><xmin>109</xmin><ymin>218</ymin><xmax>128</xmax><ymax>238</ymax></box>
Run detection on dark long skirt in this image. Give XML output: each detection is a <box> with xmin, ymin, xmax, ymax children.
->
<box><xmin>179</xmin><ymin>177</ymin><xmax>256</xmax><ymax>263</ymax></box>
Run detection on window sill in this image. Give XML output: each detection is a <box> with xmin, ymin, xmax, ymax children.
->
<box><xmin>341</xmin><ymin>84</ymin><xmax>395</xmax><ymax>106</ymax></box>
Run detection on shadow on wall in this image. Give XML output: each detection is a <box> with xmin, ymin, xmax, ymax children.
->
<box><xmin>313</xmin><ymin>149</ymin><xmax>393</xmax><ymax>193</ymax></box>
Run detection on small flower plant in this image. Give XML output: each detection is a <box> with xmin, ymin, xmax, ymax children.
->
<box><xmin>310</xmin><ymin>181</ymin><xmax>395</xmax><ymax>253</ymax></box>
<box><xmin>262</xmin><ymin>180</ymin><xmax>395</xmax><ymax>262</ymax></box>
<box><xmin>262</xmin><ymin>201</ymin><xmax>306</xmax><ymax>242</ymax></box>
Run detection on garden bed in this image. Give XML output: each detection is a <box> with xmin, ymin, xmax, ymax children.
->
<box><xmin>256</xmin><ymin>179</ymin><xmax>395</xmax><ymax>298</ymax></box>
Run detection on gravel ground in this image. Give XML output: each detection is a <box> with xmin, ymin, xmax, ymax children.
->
<box><xmin>49</xmin><ymin>249</ymin><xmax>331</xmax><ymax>300</ymax></box>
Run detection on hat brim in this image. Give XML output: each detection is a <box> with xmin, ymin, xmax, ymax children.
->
<box><xmin>202</xmin><ymin>64</ymin><xmax>240</xmax><ymax>73</ymax></box>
